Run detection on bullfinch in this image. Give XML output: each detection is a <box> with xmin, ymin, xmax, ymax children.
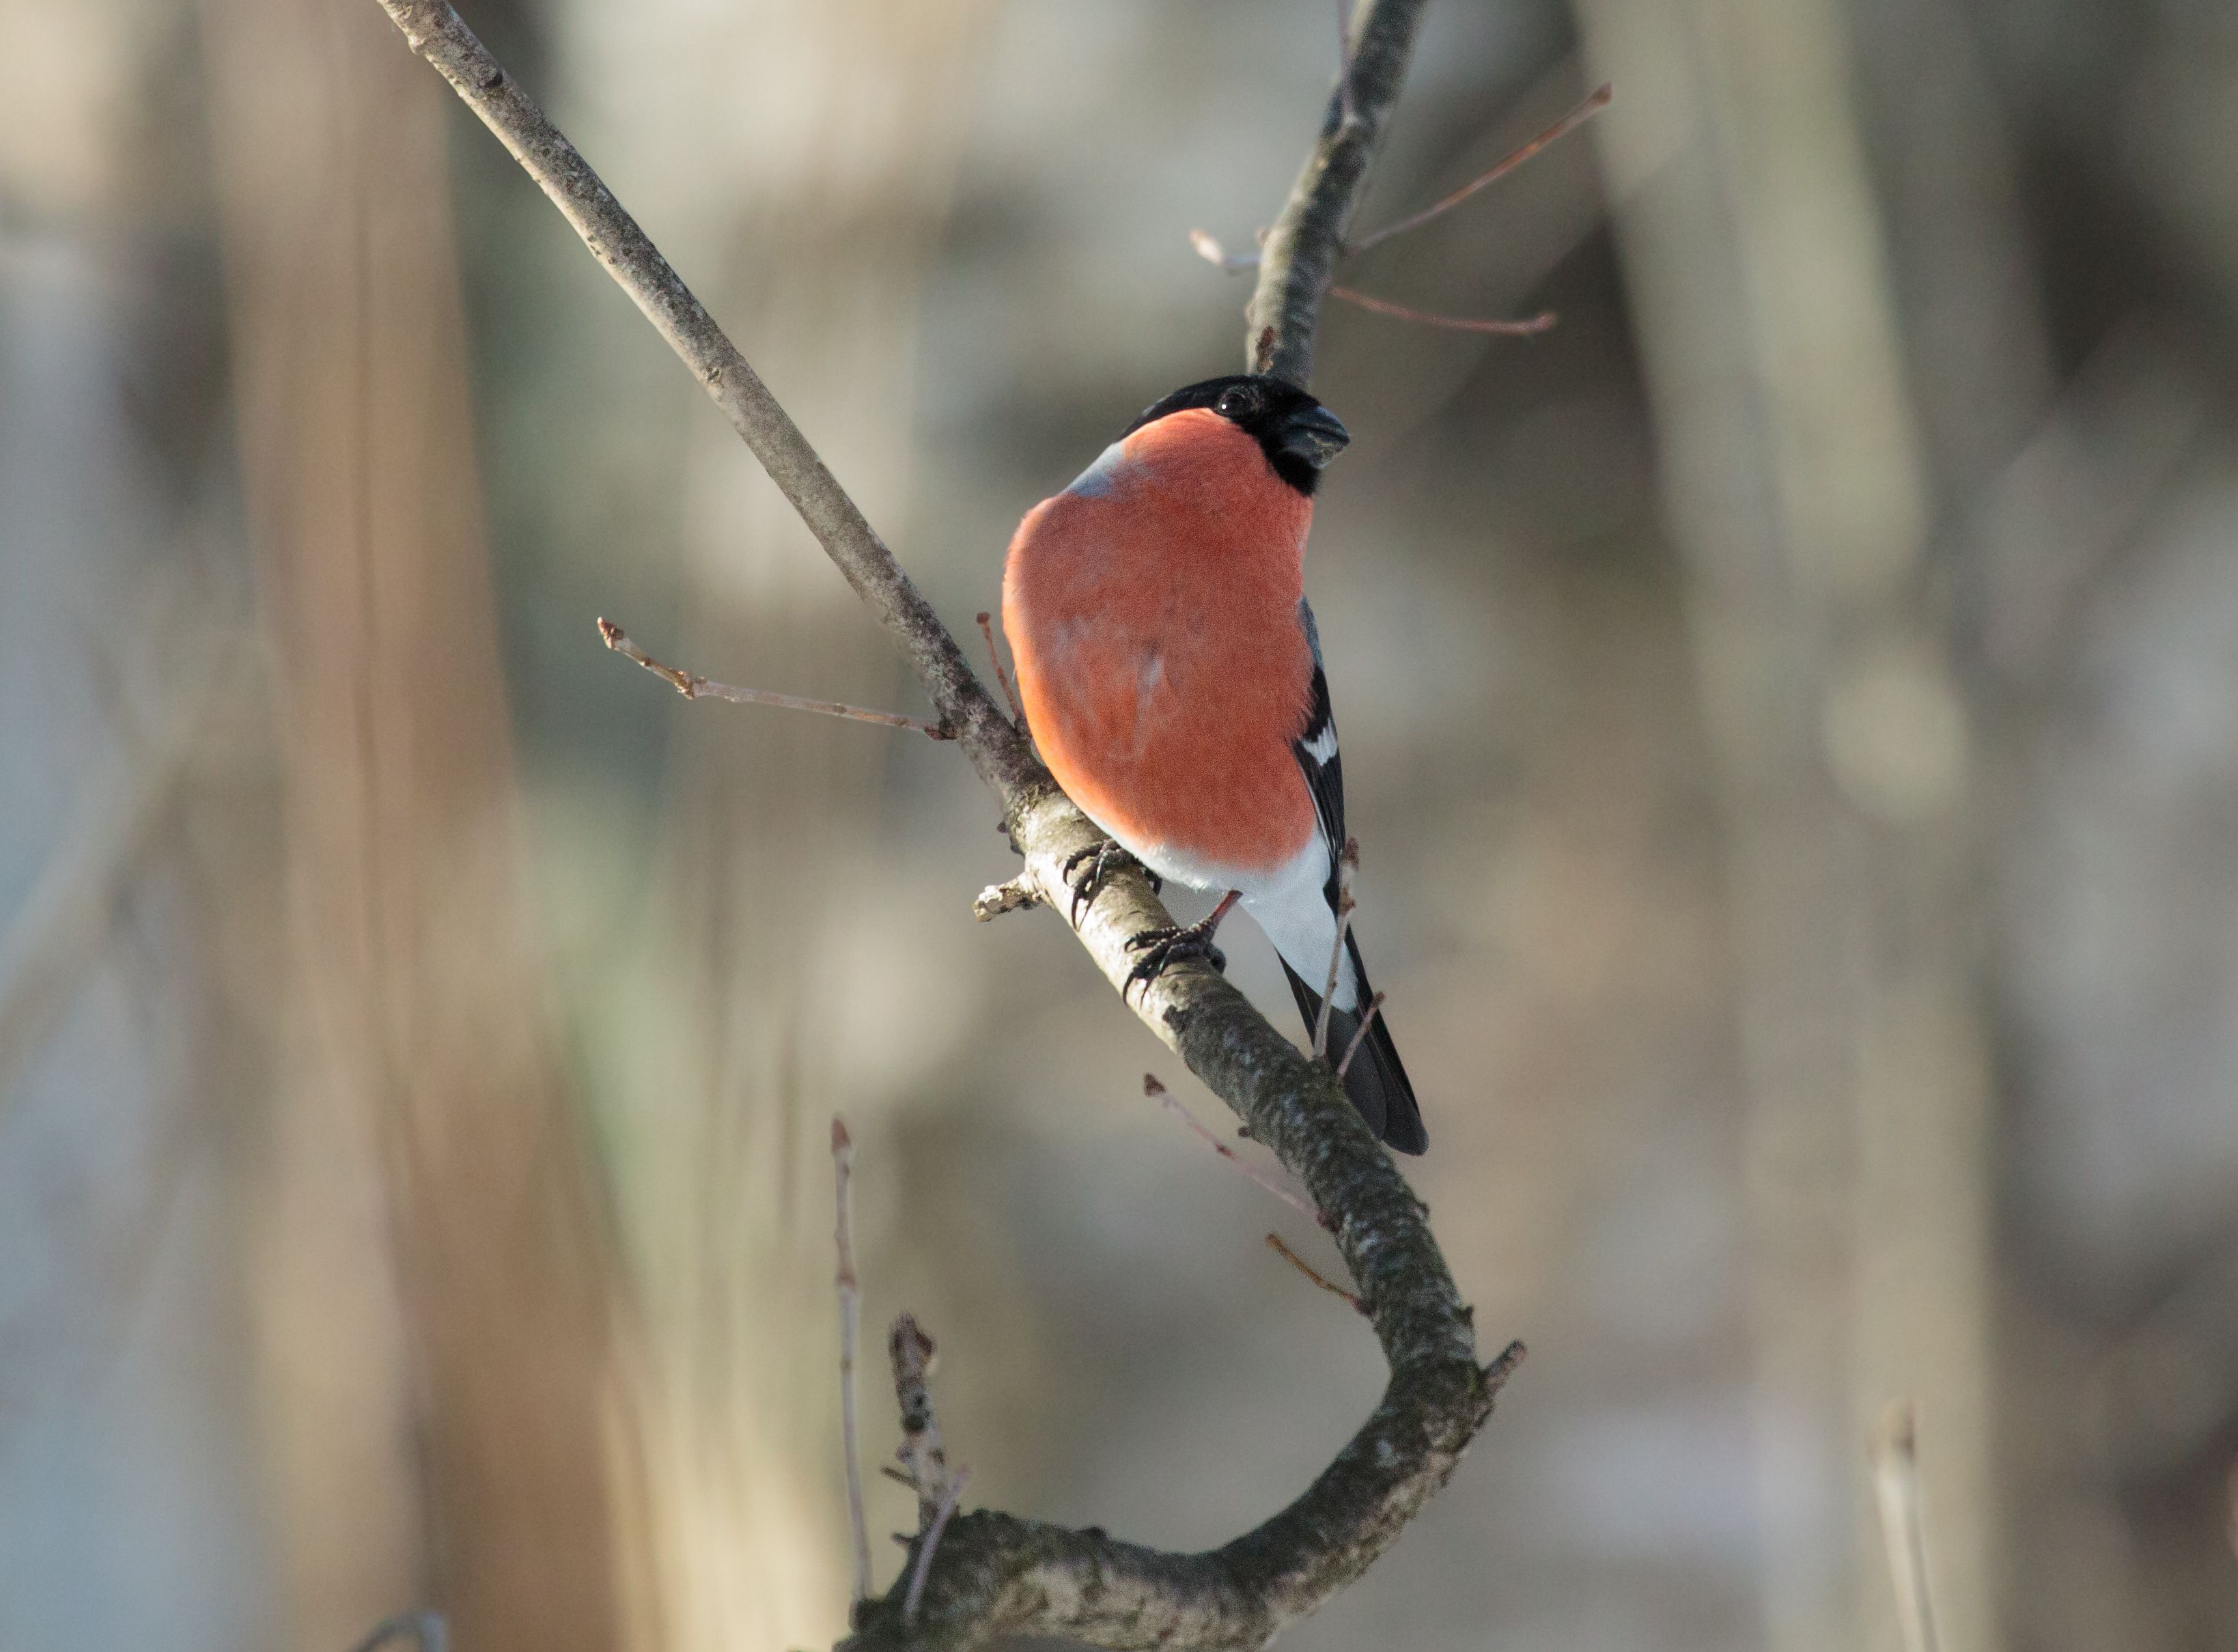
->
<box><xmin>1001</xmin><ymin>374</ymin><xmax>1426</xmax><ymax>1154</ymax></box>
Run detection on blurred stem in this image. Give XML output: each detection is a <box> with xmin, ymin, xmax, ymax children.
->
<box><xmin>1871</xmin><ymin>1401</ymin><xmax>1945</xmax><ymax>1652</ymax></box>
<box><xmin>1577</xmin><ymin>1</ymin><xmax>1997</xmax><ymax>1649</ymax></box>
<box><xmin>203</xmin><ymin>1</ymin><xmax>632</xmax><ymax>1644</ymax></box>
<box><xmin>0</xmin><ymin>661</ymin><xmax>221</xmax><ymax>1122</ymax></box>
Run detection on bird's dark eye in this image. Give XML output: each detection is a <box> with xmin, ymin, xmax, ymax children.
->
<box><xmin>1216</xmin><ymin>387</ymin><xmax>1255</xmax><ymax>419</ymax></box>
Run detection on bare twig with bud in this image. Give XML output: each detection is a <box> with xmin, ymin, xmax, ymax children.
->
<box><xmin>1345</xmin><ymin>83</ymin><xmax>1610</xmax><ymax>255</ymax></box>
<box><xmin>1196</xmin><ymin>82</ymin><xmax>1610</xmax><ymax>344</ymax></box>
<box><xmin>1145</xmin><ymin>1074</ymin><xmax>1323</xmax><ymax>1224</ymax></box>
<box><xmin>975</xmin><ymin>612</ymin><xmax>1025</xmax><ymax>727</ymax></box>
<box><xmin>1328</xmin><ymin>287</ymin><xmax>1554</xmax><ymax>335</ymax></box>
<box><xmin>598</xmin><ymin>618</ymin><xmax>949</xmax><ymax>739</ymax></box>
<box><xmin>1265</xmin><ymin>1233</ymin><xmax>1366</xmax><ymax>1313</ymax></box>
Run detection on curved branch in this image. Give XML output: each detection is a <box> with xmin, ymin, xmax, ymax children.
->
<box><xmin>367</xmin><ymin>5</ymin><xmax>1511</xmax><ymax>1647</ymax></box>
<box><xmin>1246</xmin><ymin>0</ymin><xmax>1431</xmax><ymax>384</ymax></box>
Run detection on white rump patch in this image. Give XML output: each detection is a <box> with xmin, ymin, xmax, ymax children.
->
<box><xmin>1109</xmin><ymin>831</ymin><xmax>1359</xmax><ymax>1013</ymax></box>
<box><xmin>1237</xmin><ymin>837</ymin><xmax>1360</xmax><ymax>1012</ymax></box>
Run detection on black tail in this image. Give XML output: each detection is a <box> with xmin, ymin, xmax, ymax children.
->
<box><xmin>1280</xmin><ymin>931</ymin><xmax>1427</xmax><ymax>1154</ymax></box>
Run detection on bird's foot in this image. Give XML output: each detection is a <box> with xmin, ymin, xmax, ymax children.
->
<box><xmin>1123</xmin><ymin>916</ymin><xmax>1227</xmax><ymax>999</ymax></box>
<box><xmin>1061</xmin><ymin>840</ymin><xmax>1162</xmax><ymax>924</ymax></box>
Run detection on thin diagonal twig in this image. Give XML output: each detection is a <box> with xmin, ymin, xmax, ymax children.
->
<box><xmin>1313</xmin><ymin>839</ymin><xmax>1360</xmax><ymax>1060</ymax></box>
<box><xmin>1145</xmin><ymin>1074</ymin><xmax>1322</xmax><ymax>1224</ymax></box>
<box><xmin>1265</xmin><ymin>1233</ymin><xmax>1365</xmax><ymax>1313</ymax></box>
<box><xmin>1192</xmin><ymin>232</ymin><xmax>1561</xmax><ymax>336</ymax></box>
<box><xmin>904</xmin><ymin>1466</ymin><xmax>971</xmax><ymax>1623</ymax></box>
<box><xmin>1331</xmin><ymin>287</ymin><xmax>1556</xmax><ymax>335</ymax></box>
<box><xmin>975</xmin><ymin>611</ymin><xmax>1024</xmax><ymax>725</ymax></box>
<box><xmin>1346</xmin><ymin>83</ymin><xmax>1611</xmax><ymax>255</ymax></box>
<box><xmin>598</xmin><ymin>618</ymin><xmax>949</xmax><ymax>738</ymax></box>
<box><xmin>1334</xmin><ymin>992</ymin><xmax>1388</xmax><ymax>1082</ymax></box>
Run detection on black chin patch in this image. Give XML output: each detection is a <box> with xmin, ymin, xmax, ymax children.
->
<box><xmin>1268</xmin><ymin>446</ymin><xmax>1319</xmax><ymax>496</ymax></box>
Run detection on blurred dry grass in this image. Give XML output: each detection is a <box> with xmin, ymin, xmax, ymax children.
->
<box><xmin>3</xmin><ymin>1</ymin><xmax>2238</xmax><ymax>1650</ymax></box>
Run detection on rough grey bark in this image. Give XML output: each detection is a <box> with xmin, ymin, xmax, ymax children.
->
<box><xmin>1246</xmin><ymin>0</ymin><xmax>1430</xmax><ymax>384</ymax></box>
<box><xmin>368</xmin><ymin>3</ymin><xmax>1513</xmax><ymax>1646</ymax></box>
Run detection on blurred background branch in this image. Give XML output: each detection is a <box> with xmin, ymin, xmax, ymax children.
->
<box><xmin>199</xmin><ymin>0</ymin><xmax>632</xmax><ymax>1644</ymax></box>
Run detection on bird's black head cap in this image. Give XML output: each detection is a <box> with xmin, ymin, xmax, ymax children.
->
<box><xmin>1123</xmin><ymin>374</ymin><xmax>1350</xmax><ymax>496</ymax></box>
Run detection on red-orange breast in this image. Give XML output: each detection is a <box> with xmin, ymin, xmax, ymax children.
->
<box><xmin>1000</xmin><ymin>373</ymin><xmax>1426</xmax><ymax>1154</ymax></box>
<box><xmin>1004</xmin><ymin>405</ymin><xmax>1317</xmax><ymax>882</ymax></box>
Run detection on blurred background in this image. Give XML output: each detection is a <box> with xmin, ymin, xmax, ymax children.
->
<box><xmin>3</xmin><ymin>0</ymin><xmax>2237</xmax><ymax>1647</ymax></box>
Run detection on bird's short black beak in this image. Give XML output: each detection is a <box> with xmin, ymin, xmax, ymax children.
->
<box><xmin>1276</xmin><ymin>404</ymin><xmax>1351</xmax><ymax>469</ymax></box>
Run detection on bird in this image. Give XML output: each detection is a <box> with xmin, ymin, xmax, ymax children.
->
<box><xmin>1001</xmin><ymin>373</ymin><xmax>1426</xmax><ymax>1154</ymax></box>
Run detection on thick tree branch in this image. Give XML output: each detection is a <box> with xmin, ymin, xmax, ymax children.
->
<box><xmin>1246</xmin><ymin>0</ymin><xmax>1431</xmax><ymax>383</ymax></box>
<box><xmin>369</xmin><ymin>5</ymin><xmax>1511</xmax><ymax>1647</ymax></box>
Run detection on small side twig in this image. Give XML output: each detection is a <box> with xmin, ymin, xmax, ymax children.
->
<box><xmin>1197</xmin><ymin>81</ymin><xmax>1606</xmax><ymax>345</ymax></box>
<box><xmin>1145</xmin><ymin>1074</ymin><xmax>1323</xmax><ymax>1226</ymax></box>
<box><xmin>1188</xmin><ymin>228</ymin><xmax>1261</xmax><ymax>272</ymax></box>
<box><xmin>972</xmin><ymin>877</ymin><xmax>1043</xmax><ymax>921</ymax></box>
<box><xmin>1869</xmin><ymin>1400</ymin><xmax>1944</xmax><ymax>1652</ymax></box>
<box><xmin>1313</xmin><ymin>839</ymin><xmax>1360</xmax><ymax>1060</ymax></box>
<box><xmin>975</xmin><ymin>611</ymin><xmax>1025</xmax><ymax>727</ymax></box>
<box><xmin>1330</xmin><ymin>287</ymin><xmax>1555</xmax><ymax>335</ymax></box>
<box><xmin>1345</xmin><ymin>83</ymin><xmax>1612</xmax><ymax>255</ymax></box>
<box><xmin>889</xmin><ymin>1314</ymin><xmax>951</xmax><ymax>1525</ymax></box>
<box><xmin>834</xmin><ymin>1119</ymin><xmax>873</xmax><ymax>1604</ymax></box>
<box><xmin>1334</xmin><ymin>992</ymin><xmax>1388</xmax><ymax>1082</ymax></box>
<box><xmin>904</xmin><ymin>1466</ymin><xmax>972</xmax><ymax>1623</ymax></box>
<box><xmin>598</xmin><ymin>618</ymin><xmax>951</xmax><ymax>739</ymax></box>
<box><xmin>1265</xmin><ymin>1233</ymin><xmax>1365</xmax><ymax>1313</ymax></box>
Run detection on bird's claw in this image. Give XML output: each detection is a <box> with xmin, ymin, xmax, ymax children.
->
<box><xmin>1123</xmin><ymin>919</ymin><xmax>1227</xmax><ymax>999</ymax></box>
<box><xmin>1061</xmin><ymin>840</ymin><xmax>1162</xmax><ymax>924</ymax></box>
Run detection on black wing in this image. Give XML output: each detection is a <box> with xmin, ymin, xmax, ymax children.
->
<box><xmin>1282</xmin><ymin>598</ymin><xmax>1427</xmax><ymax>1152</ymax></box>
<box><xmin>1293</xmin><ymin>599</ymin><xmax>1345</xmax><ymax>897</ymax></box>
